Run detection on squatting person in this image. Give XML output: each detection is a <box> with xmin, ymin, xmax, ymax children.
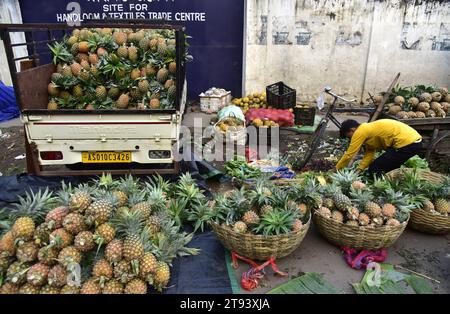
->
<box><xmin>336</xmin><ymin>119</ymin><xmax>423</xmax><ymax>176</ymax></box>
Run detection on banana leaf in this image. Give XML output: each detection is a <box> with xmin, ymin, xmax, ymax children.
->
<box><xmin>354</xmin><ymin>264</ymin><xmax>433</xmax><ymax>294</ymax></box>
<box><xmin>267</xmin><ymin>272</ymin><xmax>344</xmax><ymax>294</ymax></box>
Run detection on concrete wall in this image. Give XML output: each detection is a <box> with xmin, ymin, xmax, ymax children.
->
<box><xmin>0</xmin><ymin>0</ymin><xmax>26</xmax><ymax>86</ymax></box>
<box><xmin>245</xmin><ymin>0</ymin><xmax>450</xmax><ymax>103</ymax></box>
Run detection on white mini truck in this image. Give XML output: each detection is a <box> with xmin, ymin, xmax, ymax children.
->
<box><xmin>0</xmin><ymin>21</ymin><xmax>187</xmax><ymax>175</ymax></box>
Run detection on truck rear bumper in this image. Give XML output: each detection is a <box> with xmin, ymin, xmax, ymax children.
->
<box><xmin>33</xmin><ymin>139</ymin><xmax>175</xmax><ymax>165</ymax></box>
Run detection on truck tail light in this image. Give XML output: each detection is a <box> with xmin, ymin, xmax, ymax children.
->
<box><xmin>149</xmin><ymin>150</ymin><xmax>171</xmax><ymax>159</ymax></box>
<box><xmin>40</xmin><ymin>151</ymin><xmax>63</xmax><ymax>160</ymax></box>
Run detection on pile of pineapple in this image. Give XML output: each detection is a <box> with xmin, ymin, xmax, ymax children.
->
<box><xmin>389</xmin><ymin>170</ymin><xmax>450</xmax><ymax>217</ymax></box>
<box><xmin>0</xmin><ymin>173</ymin><xmax>202</xmax><ymax>294</ymax></box>
<box><xmin>315</xmin><ymin>170</ymin><xmax>414</xmax><ymax>228</ymax></box>
<box><xmin>209</xmin><ymin>179</ymin><xmax>311</xmax><ymax>236</ymax></box>
<box><xmin>47</xmin><ymin>27</ymin><xmax>188</xmax><ymax>110</ymax></box>
<box><xmin>382</xmin><ymin>85</ymin><xmax>450</xmax><ymax>119</ymax></box>
<box><xmin>231</xmin><ymin>92</ymin><xmax>268</xmax><ymax>114</ymax></box>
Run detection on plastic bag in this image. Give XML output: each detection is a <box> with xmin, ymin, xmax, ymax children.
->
<box><xmin>217</xmin><ymin>105</ymin><xmax>245</xmax><ymax>122</ymax></box>
<box><xmin>316</xmin><ymin>91</ymin><xmax>325</xmax><ymax>110</ymax></box>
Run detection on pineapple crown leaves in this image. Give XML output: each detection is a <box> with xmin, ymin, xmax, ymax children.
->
<box><xmin>208</xmin><ymin>194</ymin><xmax>229</xmax><ymax>225</ymax></box>
<box><xmin>186</xmin><ymin>202</ymin><xmax>214</xmax><ymax>233</ymax></box>
<box><xmin>91</xmin><ymin>190</ymin><xmax>119</xmax><ymax>207</ymax></box>
<box><xmin>248</xmin><ymin>178</ymin><xmax>275</xmax><ymax>208</ymax></box>
<box><xmin>329</xmin><ymin>169</ymin><xmax>363</xmax><ymax>195</ymax></box>
<box><xmin>10</xmin><ymin>188</ymin><xmax>56</xmax><ymax>223</ymax></box>
<box><xmin>117</xmin><ymin>174</ymin><xmax>141</xmax><ymax>195</ymax></box>
<box><xmin>150</xmin><ymin>216</ymin><xmax>200</xmax><ymax>265</ymax></box>
<box><xmin>112</xmin><ymin>208</ymin><xmax>145</xmax><ymax>238</ymax></box>
<box><xmin>145</xmin><ymin>187</ymin><xmax>167</xmax><ymax>212</ymax></box>
<box><xmin>145</xmin><ymin>174</ymin><xmax>172</xmax><ymax>195</ymax></box>
<box><xmin>55</xmin><ymin>181</ymin><xmax>74</xmax><ymax>206</ymax></box>
<box><xmin>369</xmin><ymin>175</ymin><xmax>393</xmax><ymax>198</ymax></box>
<box><xmin>52</xmin><ymin>75</ymin><xmax>79</xmax><ymax>90</ymax></box>
<box><xmin>349</xmin><ymin>187</ymin><xmax>374</xmax><ymax>210</ymax></box>
<box><xmin>94</xmin><ymin>173</ymin><xmax>116</xmax><ymax>190</ymax></box>
<box><xmin>165</xmin><ymin>198</ymin><xmax>189</xmax><ymax>228</ymax></box>
<box><xmin>253</xmin><ymin>209</ymin><xmax>295</xmax><ymax>236</ymax></box>
<box><xmin>48</xmin><ymin>41</ymin><xmax>74</xmax><ymax>64</ymax></box>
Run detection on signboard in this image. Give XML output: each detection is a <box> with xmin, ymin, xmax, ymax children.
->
<box><xmin>18</xmin><ymin>0</ymin><xmax>245</xmax><ymax>98</ymax></box>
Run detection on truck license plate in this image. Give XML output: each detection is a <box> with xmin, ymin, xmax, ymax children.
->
<box><xmin>82</xmin><ymin>152</ymin><xmax>131</xmax><ymax>163</ymax></box>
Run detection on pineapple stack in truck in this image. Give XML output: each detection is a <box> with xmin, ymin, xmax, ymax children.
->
<box><xmin>0</xmin><ymin>22</ymin><xmax>188</xmax><ymax>176</ymax></box>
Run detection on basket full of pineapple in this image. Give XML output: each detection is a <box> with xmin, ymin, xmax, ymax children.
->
<box><xmin>208</xmin><ymin>179</ymin><xmax>311</xmax><ymax>260</ymax></box>
<box><xmin>387</xmin><ymin>168</ymin><xmax>450</xmax><ymax>235</ymax></box>
<box><xmin>0</xmin><ymin>174</ymin><xmax>200</xmax><ymax>294</ymax></box>
<box><xmin>312</xmin><ymin>170</ymin><xmax>413</xmax><ymax>250</ymax></box>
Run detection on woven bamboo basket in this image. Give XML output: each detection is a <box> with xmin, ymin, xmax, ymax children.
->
<box><xmin>210</xmin><ymin>215</ymin><xmax>311</xmax><ymax>260</ymax></box>
<box><xmin>387</xmin><ymin>168</ymin><xmax>450</xmax><ymax>235</ymax></box>
<box><xmin>313</xmin><ymin>212</ymin><xmax>408</xmax><ymax>250</ymax></box>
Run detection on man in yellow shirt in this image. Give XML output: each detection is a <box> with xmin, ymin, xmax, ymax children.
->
<box><xmin>336</xmin><ymin>119</ymin><xmax>422</xmax><ymax>176</ymax></box>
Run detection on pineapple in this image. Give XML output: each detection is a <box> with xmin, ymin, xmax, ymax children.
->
<box><xmin>80</xmin><ymin>278</ymin><xmax>102</xmax><ymax>294</ymax></box>
<box><xmin>62</xmin><ymin>213</ymin><xmax>87</xmax><ymax>235</ymax></box>
<box><xmin>37</xmin><ymin>246</ymin><xmax>59</xmax><ymax>266</ymax></box>
<box><xmin>40</xmin><ymin>285</ymin><xmax>60</xmax><ymax>294</ymax></box>
<box><xmin>333</xmin><ymin>193</ymin><xmax>352</xmax><ymax>212</ymax></box>
<box><xmin>331</xmin><ymin>211</ymin><xmax>344</xmax><ymax>223</ymax></box>
<box><xmin>0</xmin><ymin>231</ymin><xmax>16</xmax><ymax>257</ymax></box>
<box><xmin>139</xmin><ymin>252</ymin><xmax>158</xmax><ymax>282</ymax></box>
<box><xmin>48</xmin><ymin>264</ymin><xmax>67</xmax><ymax>288</ymax></box>
<box><xmin>19</xmin><ymin>283</ymin><xmax>40</xmax><ymax>294</ymax></box>
<box><xmin>129</xmin><ymin>193</ymin><xmax>153</xmax><ymax>220</ymax></box>
<box><xmin>386</xmin><ymin>219</ymin><xmax>401</xmax><ymax>227</ymax></box>
<box><xmin>364</xmin><ymin>201</ymin><xmax>382</xmax><ymax>218</ymax></box>
<box><xmin>113</xmin><ymin>210</ymin><xmax>145</xmax><ymax>273</ymax></box>
<box><xmin>116</xmin><ymin>94</ymin><xmax>130</xmax><ymax>109</ymax></box>
<box><xmin>113</xmin><ymin>260</ymin><xmax>134</xmax><ymax>284</ymax></box>
<box><xmin>48</xmin><ymin>82</ymin><xmax>60</xmax><ymax>96</ymax></box>
<box><xmin>152</xmin><ymin>262</ymin><xmax>170</xmax><ymax>292</ymax></box>
<box><xmin>422</xmin><ymin>199</ymin><xmax>435</xmax><ymax>212</ymax></box>
<box><xmin>233</xmin><ymin>221</ymin><xmax>247</xmax><ymax>234</ymax></box>
<box><xmin>70</xmin><ymin>62</ymin><xmax>82</xmax><ymax>76</ymax></box>
<box><xmin>58</xmin><ymin>246</ymin><xmax>82</xmax><ymax>267</ymax></box>
<box><xmin>242</xmin><ymin>210</ymin><xmax>260</xmax><ymax>226</ymax></box>
<box><xmin>128</xmin><ymin>45</ymin><xmax>138</xmax><ymax>62</ymax></box>
<box><xmin>124</xmin><ymin>278</ymin><xmax>147</xmax><ymax>294</ymax></box>
<box><xmin>346</xmin><ymin>207</ymin><xmax>360</xmax><ymax>221</ymax></box>
<box><xmin>33</xmin><ymin>223</ymin><xmax>55</xmax><ymax>247</ymax></box>
<box><xmin>322</xmin><ymin>197</ymin><xmax>334</xmax><ymax>209</ymax></box>
<box><xmin>169</xmin><ymin>62</ymin><xmax>176</xmax><ymax>75</ymax></box>
<box><xmin>146</xmin><ymin>215</ymin><xmax>161</xmax><ymax>236</ymax></box>
<box><xmin>292</xmin><ymin>219</ymin><xmax>303</xmax><ymax>232</ymax></box>
<box><xmin>0</xmin><ymin>282</ymin><xmax>19</xmax><ymax>294</ymax></box>
<box><xmin>45</xmin><ymin>206</ymin><xmax>69</xmax><ymax>229</ymax></box>
<box><xmin>434</xmin><ymin>199</ymin><xmax>450</xmax><ymax>215</ymax></box>
<box><xmin>26</xmin><ymin>263</ymin><xmax>50</xmax><ymax>286</ymax></box>
<box><xmin>351</xmin><ymin>181</ymin><xmax>366</xmax><ymax>190</ymax></box>
<box><xmin>130</xmin><ymin>68</ymin><xmax>141</xmax><ymax>80</ymax></box>
<box><xmin>16</xmin><ymin>241</ymin><xmax>39</xmax><ymax>263</ymax></box>
<box><xmin>10</xmin><ymin>188</ymin><xmax>54</xmax><ymax>241</ymax></box>
<box><xmin>138</xmin><ymin>79</ymin><xmax>150</xmax><ymax>93</ymax></box>
<box><xmin>93</xmin><ymin>223</ymin><xmax>116</xmax><ymax>246</ymax></box>
<box><xmin>317</xmin><ymin>206</ymin><xmax>332</xmax><ymax>218</ymax></box>
<box><xmin>117</xmin><ymin>45</ymin><xmax>128</xmax><ymax>59</ymax></box>
<box><xmin>260</xmin><ymin>204</ymin><xmax>273</xmax><ymax>216</ymax></box>
<box><xmin>49</xmin><ymin>228</ymin><xmax>73</xmax><ymax>249</ymax></box>
<box><xmin>381</xmin><ymin>204</ymin><xmax>396</xmax><ymax>219</ymax></box>
<box><xmin>358</xmin><ymin>213</ymin><xmax>371</xmax><ymax>226</ymax></box>
<box><xmin>7</xmin><ymin>261</ymin><xmax>29</xmax><ymax>285</ymax></box>
<box><xmin>113</xmin><ymin>31</ymin><xmax>127</xmax><ymax>45</ymax></box>
<box><xmin>69</xmin><ymin>185</ymin><xmax>92</xmax><ymax>213</ymax></box>
<box><xmin>92</xmin><ymin>259</ymin><xmax>113</xmax><ymax>287</ymax></box>
<box><xmin>74</xmin><ymin>231</ymin><xmax>95</xmax><ymax>252</ymax></box>
<box><xmin>95</xmin><ymin>85</ymin><xmax>107</xmax><ymax>100</ymax></box>
<box><xmin>102</xmin><ymin>279</ymin><xmax>124</xmax><ymax>294</ymax></box>
<box><xmin>88</xmin><ymin>53</ymin><xmax>99</xmax><ymax>65</ymax></box>
<box><xmin>156</xmin><ymin>67</ymin><xmax>169</xmax><ymax>83</ymax></box>
<box><xmin>105</xmin><ymin>239</ymin><xmax>123</xmax><ymax>264</ymax></box>
<box><xmin>330</xmin><ymin>169</ymin><xmax>363</xmax><ymax>194</ymax></box>
<box><xmin>60</xmin><ymin>284</ymin><xmax>80</xmax><ymax>294</ymax></box>
<box><xmin>85</xmin><ymin>196</ymin><xmax>115</xmax><ymax>226</ymax></box>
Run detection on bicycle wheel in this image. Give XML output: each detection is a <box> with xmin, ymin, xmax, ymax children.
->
<box><xmin>294</xmin><ymin>119</ymin><xmax>328</xmax><ymax>170</ymax></box>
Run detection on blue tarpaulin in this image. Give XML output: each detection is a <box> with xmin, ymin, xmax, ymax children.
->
<box><xmin>0</xmin><ymin>81</ymin><xmax>19</xmax><ymax>122</ymax></box>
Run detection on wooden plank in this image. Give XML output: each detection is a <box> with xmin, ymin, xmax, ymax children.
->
<box><xmin>16</xmin><ymin>63</ymin><xmax>55</xmax><ymax>110</ymax></box>
<box><xmin>370</xmin><ymin>72</ymin><xmax>400</xmax><ymax>122</ymax></box>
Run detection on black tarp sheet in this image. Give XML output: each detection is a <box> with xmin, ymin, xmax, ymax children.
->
<box><xmin>0</xmin><ymin>159</ymin><xmax>234</xmax><ymax>294</ymax></box>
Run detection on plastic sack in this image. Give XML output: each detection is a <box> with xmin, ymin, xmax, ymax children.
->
<box><xmin>0</xmin><ymin>81</ymin><xmax>19</xmax><ymax>122</ymax></box>
<box><xmin>245</xmin><ymin>108</ymin><xmax>294</xmax><ymax>127</ymax></box>
<box><xmin>217</xmin><ymin>105</ymin><xmax>245</xmax><ymax>122</ymax></box>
